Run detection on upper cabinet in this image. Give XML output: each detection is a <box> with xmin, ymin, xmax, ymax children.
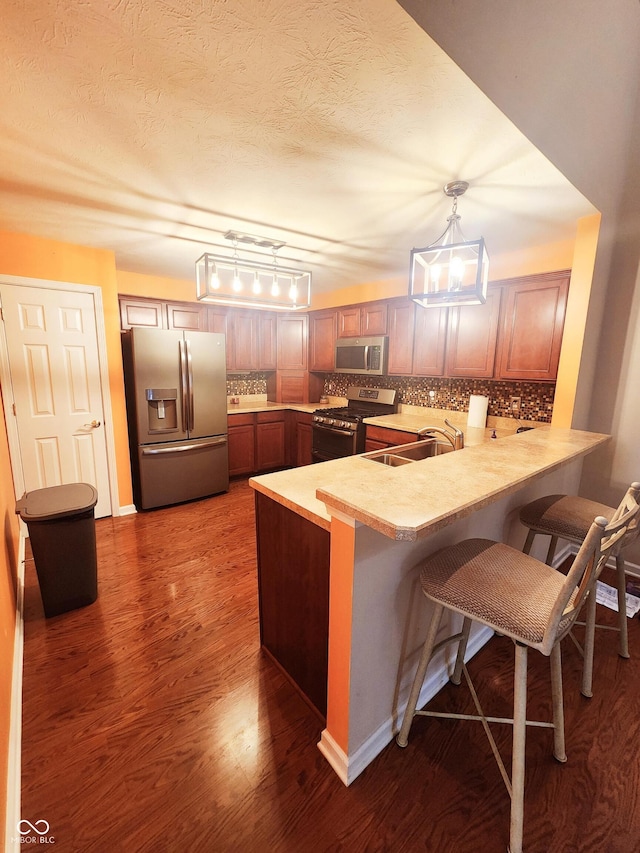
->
<box><xmin>337</xmin><ymin>301</ymin><xmax>388</xmax><ymax>337</ymax></box>
<box><xmin>445</xmin><ymin>288</ymin><xmax>502</xmax><ymax>378</ymax></box>
<box><xmin>166</xmin><ymin>302</ymin><xmax>209</xmax><ymax>331</ymax></box>
<box><xmin>277</xmin><ymin>314</ymin><xmax>308</xmax><ymax>370</ymax></box>
<box><xmin>258</xmin><ymin>313</ymin><xmax>278</xmax><ymax>370</ymax></box>
<box><xmin>120</xmin><ymin>269</ymin><xmax>569</xmax><ymax>384</ymax></box>
<box><xmin>497</xmin><ymin>272</ymin><xmax>569</xmax><ymax>381</ymax></box>
<box><xmin>119</xmin><ymin>298</ymin><xmax>167</xmax><ymax>330</ymax></box>
<box><xmin>413</xmin><ymin>304</ymin><xmax>448</xmax><ymax>376</ymax></box>
<box><xmin>309</xmin><ymin>310</ymin><xmax>337</xmax><ymax>372</ymax></box>
<box><xmin>387</xmin><ymin>300</ymin><xmax>416</xmax><ymax>375</ymax></box>
<box><xmin>230</xmin><ymin>311</ymin><xmax>259</xmax><ymax>370</ymax></box>
<box><xmin>227</xmin><ymin>310</ymin><xmax>277</xmax><ymax>371</ymax></box>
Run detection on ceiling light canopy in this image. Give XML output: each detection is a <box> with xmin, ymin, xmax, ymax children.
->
<box><xmin>409</xmin><ymin>181</ymin><xmax>489</xmax><ymax>308</ymax></box>
<box><xmin>196</xmin><ymin>231</ymin><xmax>311</xmax><ymax>310</ymax></box>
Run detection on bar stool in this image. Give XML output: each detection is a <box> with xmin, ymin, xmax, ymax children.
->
<box><xmin>396</xmin><ymin>500</ymin><xmax>637</xmax><ymax>853</ymax></box>
<box><xmin>519</xmin><ymin>482</ymin><xmax>640</xmax><ymax>696</ymax></box>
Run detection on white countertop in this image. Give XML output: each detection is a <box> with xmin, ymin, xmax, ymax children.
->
<box><xmin>250</xmin><ymin>426</ymin><xmax>610</xmax><ymax>540</ymax></box>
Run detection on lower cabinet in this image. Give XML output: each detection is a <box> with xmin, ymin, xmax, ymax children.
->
<box><xmin>256</xmin><ymin>412</ymin><xmax>286</xmax><ymax>471</ymax></box>
<box><xmin>255</xmin><ymin>491</ymin><xmax>330</xmax><ymax>717</ymax></box>
<box><xmin>228</xmin><ymin>413</ymin><xmax>256</xmax><ymax>476</ymax></box>
<box><xmin>295</xmin><ymin>412</ymin><xmax>313</xmax><ymax>466</ymax></box>
<box><xmin>365</xmin><ymin>424</ymin><xmax>418</xmax><ymax>451</ymax></box>
<box><xmin>228</xmin><ymin>410</ymin><xmax>288</xmax><ymax>476</ymax></box>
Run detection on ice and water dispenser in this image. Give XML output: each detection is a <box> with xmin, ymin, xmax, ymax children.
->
<box><xmin>145</xmin><ymin>388</ymin><xmax>178</xmax><ymax>433</ymax></box>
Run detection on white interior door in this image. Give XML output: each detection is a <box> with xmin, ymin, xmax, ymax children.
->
<box><xmin>0</xmin><ymin>284</ymin><xmax>112</xmax><ymax>517</ymax></box>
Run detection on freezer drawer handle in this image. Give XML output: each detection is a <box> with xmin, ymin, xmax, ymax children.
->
<box><xmin>142</xmin><ymin>437</ymin><xmax>227</xmax><ymax>455</ymax></box>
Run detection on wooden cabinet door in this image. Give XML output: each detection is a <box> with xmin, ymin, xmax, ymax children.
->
<box><xmin>207</xmin><ymin>308</ymin><xmax>232</xmax><ymax>367</ymax></box>
<box><xmin>258</xmin><ymin>313</ymin><xmax>277</xmax><ymax>370</ymax></box>
<box><xmin>365</xmin><ymin>425</ymin><xmax>418</xmax><ymax>449</ymax></box>
<box><xmin>413</xmin><ymin>305</ymin><xmax>447</xmax><ymax>376</ymax></box>
<box><xmin>227</xmin><ymin>414</ymin><xmax>255</xmax><ymax>476</ymax></box>
<box><xmin>362</xmin><ymin>302</ymin><xmax>388</xmax><ymax>335</ymax></box>
<box><xmin>309</xmin><ymin>310</ymin><xmax>337</xmax><ymax>371</ymax></box>
<box><xmin>497</xmin><ymin>273</ymin><xmax>569</xmax><ymax>381</ymax></box>
<box><xmin>295</xmin><ymin>413</ymin><xmax>313</xmax><ymax>466</ymax></box>
<box><xmin>166</xmin><ymin>302</ymin><xmax>208</xmax><ymax>331</ymax></box>
<box><xmin>337</xmin><ymin>306</ymin><xmax>361</xmax><ymax>337</ymax></box>
<box><xmin>387</xmin><ymin>300</ymin><xmax>416</xmax><ymax>375</ymax></box>
<box><xmin>446</xmin><ymin>288</ymin><xmax>502</xmax><ymax>378</ymax></box>
<box><xmin>119</xmin><ymin>298</ymin><xmax>166</xmax><ymax>329</ymax></box>
<box><xmin>277</xmin><ymin>314</ymin><xmax>308</xmax><ymax>369</ymax></box>
<box><xmin>256</xmin><ymin>415</ymin><xmax>286</xmax><ymax>471</ymax></box>
<box><xmin>232</xmin><ymin>312</ymin><xmax>259</xmax><ymax>370</ymax></box>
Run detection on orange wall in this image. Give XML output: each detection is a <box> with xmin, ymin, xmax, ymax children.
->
<box><xmin>0</xmin><ymin>389</ymin><xmax>19</xmax><ymax>847</ymax></box>
<box><xmin>552</xmin><ymin>214</ymin><xmax>601</xmax><ymax>427</ymax></box>
<box><xmin>0</xmin><ymin>230</ymin><xmax>133</xmax><ymax>508</ymax></box>
<box><xmin>117</xmin><ymin>269</ymin><xmax>195</xmax><ymax>303</ymax></box>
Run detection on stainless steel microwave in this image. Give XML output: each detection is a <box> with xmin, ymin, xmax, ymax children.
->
<box><xmin>334</xmin><ymin>336</ymin><xmax>389</xmax><ymax>375</ymax></box>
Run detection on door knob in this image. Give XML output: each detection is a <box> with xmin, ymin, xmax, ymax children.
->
<box><xmin>84</xmin><ymin>420</ymin><xmax>101</xmax><ymax>428</ymax></box>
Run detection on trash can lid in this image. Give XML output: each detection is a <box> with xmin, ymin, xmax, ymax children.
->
<box><xmin>16</xmin><ymin>483</ymin><xmax>98</xmax><ymax>521</ymax></box>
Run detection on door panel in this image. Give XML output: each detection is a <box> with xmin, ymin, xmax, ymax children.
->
<box><xmin>131</xmin><ymin>328</ymin><xmax>187</xmax><ymax>442</ymax></box>
<box><xmin>1</xmin><ymin>284</ymin><xmax>112</xmax><ymax>517</ymax></box>
<box><xmin>185</xmin><ymin>331</ymin><xmax>227</xmax><ymax>438</ymax></box>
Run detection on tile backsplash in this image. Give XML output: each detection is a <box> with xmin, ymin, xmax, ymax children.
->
<box><xmin>227</xmin><ymin>372</ymin><xmax>555</xmax><ymax>423</ymax></box>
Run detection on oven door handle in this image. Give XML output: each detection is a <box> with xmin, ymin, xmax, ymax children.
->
<box><xmin>313</xmin><ymin>423</ymin><xmax>355</xmax><ymax>438</ymax></box>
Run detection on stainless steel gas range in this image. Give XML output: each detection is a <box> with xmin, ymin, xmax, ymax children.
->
<box><xmin>312</xmin><ymin>386</ymin><xmax>398</xmax><ymax>462</ymax></box>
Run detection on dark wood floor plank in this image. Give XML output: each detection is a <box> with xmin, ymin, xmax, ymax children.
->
<box><xmin>20</xmin><ymin>479</ymin><xmax>640</xmax><ymax>852</ymax></box>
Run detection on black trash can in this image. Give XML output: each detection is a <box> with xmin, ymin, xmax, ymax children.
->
<box><xmin>16</xmin><ymin>483</ymin><xmax>99</xmax><ymax>618</ymax></box>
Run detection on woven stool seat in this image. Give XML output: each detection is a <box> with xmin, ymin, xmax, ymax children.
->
<box><xmin>396</xmin><ymin>493</ymin><xmax>639</xmax><ymax>853</ymax></box>
<box><xmin>520</xmin><ymin>494</ymin><xmax>615</xmax><ymax>541</ymax></box>
<box><xmin>420</xmin><ymin>539</ymin><xmax>577</xmax><ymax>651</ymax></box>
<box><xmin>519</xmin><ymin>482</ymin><xmax>640</xmax><ymax>697</ymax></box>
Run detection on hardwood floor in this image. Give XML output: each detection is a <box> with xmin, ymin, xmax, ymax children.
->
<box><xmin>21</xmin><ymin>479</ymin><xmax>640</xmax><ymax>852</ymax></box>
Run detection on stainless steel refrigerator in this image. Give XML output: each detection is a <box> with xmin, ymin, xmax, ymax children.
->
<box><xmin>126</xmin><ymin>327</ymin><xmax>229</xmax><ymax>510</ymax></box>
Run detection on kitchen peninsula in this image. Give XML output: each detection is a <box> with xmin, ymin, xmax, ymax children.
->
<box><xmin>250</xmin><ymin>423</ymin><xmax>609</xmax><ymax>785</ymax></box>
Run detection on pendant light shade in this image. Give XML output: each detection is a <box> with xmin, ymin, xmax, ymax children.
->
<box><xmin>196</xmin><ymin>231</ymin><xmax>311</xmax><ymax>310</ymax></box>
<box><xmin>409</xmin><ymin>181</ymin><xmax>489</xmax><ymax>308</ymax></box>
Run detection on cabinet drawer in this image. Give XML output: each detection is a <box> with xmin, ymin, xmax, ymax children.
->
<box><xmin>256</xmin><ymin>410</ymin><xmax>286</xmax><ymax>423</ymax></box>
<box><xmin>365</xmin><ymin>425</ymin><xmax>418</xmax><ymax>446</ymax></box>
<box><xmin>228</xmin><ymin>412</ymin><xmax>255</xmax><ymax>427</ymax></box>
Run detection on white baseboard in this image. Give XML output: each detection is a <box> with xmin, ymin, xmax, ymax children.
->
<box><xmin>318</xmin><ymin>625</ymin><xmax>493</xmax><ymax>786</ymax></box>
<box><xmin>4</xmin><ymin>534</ymin><xmax>25</xmax><ymax>853</ymax></box>
<box><xmin>563</xmin><ymin>542</ymin><xmax>640</xmax><ymax>578</ymax></box>
<box><xmin>118</xmin><ymin>504</ymin><xmax>137</xmax><ymax>516</ymax></box>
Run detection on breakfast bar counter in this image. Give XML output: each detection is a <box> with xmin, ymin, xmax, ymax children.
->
<box><xmin>249</xmin><ymin>426</ymin><xmax>609</xmax><ymax>786</ymax></box>
<box><xmin>250</xmin><ymin>426</ymin><xmax>607</xmax><ymax>540</ymax></box>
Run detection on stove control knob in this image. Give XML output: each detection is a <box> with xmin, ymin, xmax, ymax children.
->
<box><xmin>340</xmin><ymin>421</ymin><xmax>350</xmax><ymax>429</ymax></box>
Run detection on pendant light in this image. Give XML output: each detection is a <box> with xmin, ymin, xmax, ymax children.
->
<box><xmin>196</xmin><ymin>231</ymin><xmax>311</xmax><ymax>310</ymax></box>
<box><xmin>409</xmin><ymin>181</ymin><xmax>489</xmax><ymax>308</ymax></box>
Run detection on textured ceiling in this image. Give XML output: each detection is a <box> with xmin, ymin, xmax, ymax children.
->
<box><xmin>1</xmin><ymin>0</ymin><xmax>596</xmax><ymax>295</ymax></box>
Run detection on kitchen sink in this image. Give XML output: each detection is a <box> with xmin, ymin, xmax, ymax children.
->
<box><xmin>363</xmin><ymin>439</ymin><xmax>455</xmax><ymax>466</ymax></box>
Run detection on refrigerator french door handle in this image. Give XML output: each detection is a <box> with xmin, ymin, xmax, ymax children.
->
<box><xmin>186</xmin><ymin>339</ymin><xmax>195</xmax><ymax>432</ymax></box>
<box><xmin>141</xmin><ymin>437</ymin><xmax>227</xmax><ymax>455</ymax></box>
<box><xmin>179</xmin><ymin>339</ymin><xmax>189</xmax><ymax>433</ymax></box>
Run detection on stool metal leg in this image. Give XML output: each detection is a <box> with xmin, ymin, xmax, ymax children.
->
<box><xmin>545</xmin><ymin>535</ymin><xmax>559</xmax><ymax>566</ymax></box>
<box><xmin>582</xmin><ymin>585</ymin><xmax>597</xmax><ymax>698</ymax></box>
<box><xmin>549</xmin><ymin>643</ymin><xmax>567</xmax><ymax>762</ymax></box>
<box><xmin>509</xmin><ymin>643</ymin><xmax>528</xmax><ymax>853</ymax></box>
<box><xmin>522</xmin><ymin>530</ymin><xmax>535</xmax><ymax>555</ymax></box>
<box><xmin>451</xmin><ymin>616</ymin><xmax>472</xmax><ymax>685</ymax></box>
<box><xmin>396</xmin><ymin>603</ymin><xmax>444</xmax><ymax>748</ymax></box>
<box><xmin>615</xmin><ymin>555</ymin><xmax>630</xmax><ymax>659</ymax></box>
<box><xmin>522</xmin><ymin>529</ymin><xmax>558</xmax><ymax>566</ymax></box>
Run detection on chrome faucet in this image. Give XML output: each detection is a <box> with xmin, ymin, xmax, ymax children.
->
<box><xmin>417</xmin><ymin>419</ymin><xmax>464</xmax><ymax>450</ymax></box>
